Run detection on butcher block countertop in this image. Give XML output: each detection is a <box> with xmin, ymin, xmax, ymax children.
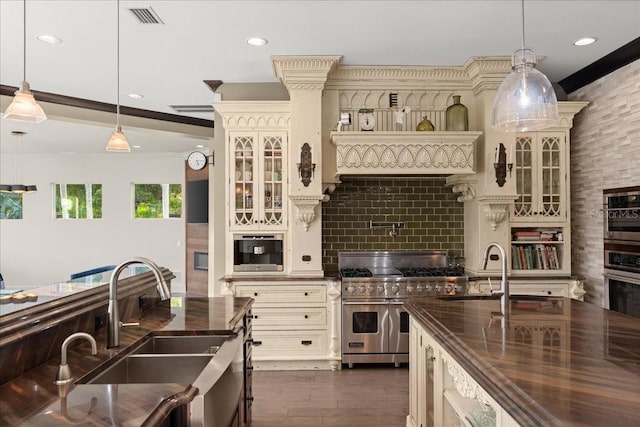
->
<box><xmin>404</xmin><ymin>296</ymin><xmax>640</xmax><ymax>427</ymax></box>
<box><xmin>0</xmin><ymin>296</ymin><xmax>253</xmax><ymax>426</ymax></box>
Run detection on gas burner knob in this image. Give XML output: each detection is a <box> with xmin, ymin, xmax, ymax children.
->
<box><xmin>445</xmin><ymin>284</ymin><xmax>453</xmax><ymax>293</ymax></box>
<box><xmin>377</xmin><ymin>285</ymin><xmax>385</xmax><ymax>294</ymax></box>
<box><xmin>416</xmin><ymin>285</ymin><xmax>424</xmax><ymax>293</ymax></box>
<box><xmin>358</xmin><ymin>285</ymin><xmax>366</xmax><ymax>294</ymax></box>
<box><xmin>347</xmin><ymin>285</ymin><xmax>355</xmax><ymax>294</ymax></box>
<box><xmin>391</xmin><ymin>284</ymin><xmax>400</xmax><ymax>294</ymax></box>
<box><xmin>406</xmin><ymin>284</ymin><xmax>414</xmax><ymax>293</ymax></box>
<box><xmin>434</xmin><ymin>284</ymin><xmax>442</xmax><ymax>294</ymax></box>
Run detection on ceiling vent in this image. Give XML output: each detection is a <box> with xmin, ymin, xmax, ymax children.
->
<box><xmin>170</xmin><ymin>105</ymin><xmax>214</xmax><ymax>113</ymax></box>
<box><xmin>128</xmin><ymin>7</ymin><xmax>164</xmax><ymax>24</ymax></box>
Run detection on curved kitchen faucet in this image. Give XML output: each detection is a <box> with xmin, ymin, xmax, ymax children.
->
<box><xmin>108</xmin><ymin>257</ymin><xmax>171</xmax><ymax>348</ymax></box>
<box><xmin>481</xmin><ymin>242</ymin><xmax>509</xmax><ymax>317</ymax></box>
<box><xmin>55</xmin><ymin>332</ymin><xmax>98</xmax><ymax>384</ymax></box>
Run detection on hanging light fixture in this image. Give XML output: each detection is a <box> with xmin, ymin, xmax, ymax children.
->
<box><xmin>491</xmin><ymin>0</ymin><xmax>558</xmax><ymax>132</ymax></box>
<box><xmin>105</xmin><ymin>0</ymin><xmax>130</xmax><ymax>152</ymax></box>
<box><xmin>0</xmin><ymin>131</ymin><xmax>37</xmax><ymax>193</ymax></box>
<box><xmin>3</xmin><ymin>0</ymin><xmax>47</xmax><ymax>124</ymax></box>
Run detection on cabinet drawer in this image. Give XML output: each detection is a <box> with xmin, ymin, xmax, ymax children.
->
<box><xmin>236</xmin><ymin>285</ymin><xmax>326</xmax><ymax>304</ymax></box>
<box><xmin>511</xmin><ymin>283</ymin><xmax>568</xmax><ymax>297</ymax></box>
<box><xmin>250</xmin><ymin>330</ymin><xmax>327</xmax><ymax>356</ymax></box>
<box><xmin>252</xmin><ymin>307</ymin><xmax>326</xmax><ymax>328</ymax></box>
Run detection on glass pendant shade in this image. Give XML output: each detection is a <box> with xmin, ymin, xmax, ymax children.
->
<box><xmin>492</xmin><ymin>49</ymin><xmax>558</xmax><ymax>131</ymax></box>
<box><xmin>105</xmin><ymin>126</ymin><xmax>131</xmax><ymax>152</ymax></box>
<box><xmin>3</xmin><ymin>81</ymin><xmax>47</xmax><ymax>123</ymax></box>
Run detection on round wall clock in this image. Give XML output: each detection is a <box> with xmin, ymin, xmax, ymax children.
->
<box><xmin>187</xmin><ymin>151</ymin><xmax>207</xmax><ymax>170</ymax></box>
<box><xmin>358</xmin><ymin>109</ymin><xmax>376</xmax><ymax>131</ymax></box>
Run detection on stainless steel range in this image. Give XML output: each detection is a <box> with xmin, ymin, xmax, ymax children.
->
<box><xmin>340</xmin><ymin>251</ymin><xmax>467</xmax><ymax>368</ymax></box>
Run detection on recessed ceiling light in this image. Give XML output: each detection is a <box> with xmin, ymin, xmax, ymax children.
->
<box><xmin>196</xmin><ymin>144</ymin><xmax>205</xmax><ymax>148</ymax></box>
<box><xmin>574</xmin><ymin>37</ymin><xmax>597</xmax><ymax>46</ymax></box>
<box><xmin>128</xmin><ymin>93</ymin><xmax>143</xmax><ymax>99</ymax></box>
<box><xmin>247</xmin><ymin>37</ymin><xmax>268</xmax><ymax>46</ymax></box>
<box><xmin>37</xmin><ymin>34</ymin><xmax>62</xmax><ymax>44</ymax></box>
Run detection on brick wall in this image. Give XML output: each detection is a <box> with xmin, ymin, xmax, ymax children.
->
<box><xmin>321</xmin><ymin>176</ymin><xmax>464</xmax><ymax>271</ymax></box>
<box><xmin>568</xmin><ymin>59</ymin><xmax>640</xmax><ymax>306</ymax></box>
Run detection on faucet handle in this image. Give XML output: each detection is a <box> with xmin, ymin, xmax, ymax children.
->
<box><xmin>119</xmin><ymin>321</ymin><xmax>140</xmax><ymax>327</ymax></box>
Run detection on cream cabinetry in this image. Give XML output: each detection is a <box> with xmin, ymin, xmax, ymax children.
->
<box><xmin>229</xmin><ymin>280</ymin><xmax>341</xmax><ymax>370</ymax></box>
<box><xmin>229</xmin><ymin>131</ymin><xmax>287</xmax><ymax>231</ymax></box>
<box><xmin>469</xmin><ymin>278</ymin><xmax>585</xmax><ymax>301</ymax></box>
<box><xmin>407</xmin><ymin>317</ymin><xmax>520</xmax><ymax>427</ymax></box>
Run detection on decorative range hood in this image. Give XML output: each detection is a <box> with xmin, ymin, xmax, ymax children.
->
<box><xmin>330</xmin><ymin>131</ymin><xmax>481</xmax><ymax>177</ymax></box>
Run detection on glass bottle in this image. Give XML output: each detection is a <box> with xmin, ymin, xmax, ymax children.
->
<box><xmin>416</xmin><ymin>116</ymin><xmax>435</xmax><ymax>131</ymax></box>
<box><xmin>446</xmin><ymin>95</ymin><xmax>469</xmax><ymax>131</ymax></box>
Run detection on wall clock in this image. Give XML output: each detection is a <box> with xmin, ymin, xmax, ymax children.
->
<box><xmin>187</xmin><ymin>151</ymin><xmax>208</xmax><ymax>170</ymax></box>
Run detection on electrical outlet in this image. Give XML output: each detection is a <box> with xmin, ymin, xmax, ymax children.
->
<box><xmin>95</xmin><ymin>313</ymin><xmax>107</xmax><ymax>331</ymax></box>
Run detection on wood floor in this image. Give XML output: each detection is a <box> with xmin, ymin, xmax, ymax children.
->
<box><xmin>251</xmin><ymin>364</ymin><xmax>409</xmax><ymax>427</ymax></box>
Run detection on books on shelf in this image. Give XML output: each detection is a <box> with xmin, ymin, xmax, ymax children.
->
<box><xmin>512</xmin><ymin>229</ymin><xmax>561</xmax><ymax>241</ymax></box>
<box><xmin>511</xmin><ymin>244</ymin><xmax>560</xmax><ymax>270</ymax></box>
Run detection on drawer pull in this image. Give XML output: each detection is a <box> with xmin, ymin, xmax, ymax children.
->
<box><xmin>304</xmin><ymin>315</ymin><xmax>308</xmax><ymax>319</ymax></box>
<box><xmin>254</xmin><ymin>292</ymin><xmax>258</xmax><ymax>296</ymax></box>
<box><xmin>252</xmin><ymin>340</ymin><xmax>263</xmax><ymax>346</ymax></box>
<box><xmin>301</xmin><ymin>340</ymin><xmax>313</xmax><ymax>346</ymax></box>
<box><xmin>304</xmin><ymin>292</ymin><xmax>308</xmax><ymax>296</ymax></box>
<box><xmin>246</xmin><ymin>396</ymin><xmax>254</xmax><ymax>402</ymax></box>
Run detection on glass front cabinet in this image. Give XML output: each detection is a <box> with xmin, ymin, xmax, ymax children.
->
<box><xmin>230</xmin><ymin>131</ymin><xmax>287</xmax><ymax>231</ymax></box>
<box><xmin>512</xmin><ymin>132</ymin><xmax>566</xmax><ymax>223</ymax></box>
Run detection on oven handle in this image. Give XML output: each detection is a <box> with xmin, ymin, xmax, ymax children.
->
<box><xmin>342</xmin><ymin>301</ymin><xmax>389</xmax><ymax>306</ymax></box>
<box><xmin>603</xmin><ymin>269</ymin><xmax>640</xmax><ymax>285</ymax></box>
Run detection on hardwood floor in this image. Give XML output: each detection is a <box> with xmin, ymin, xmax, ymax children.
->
<box><xmin>251</xmin><ymin>364</ymin><xmax>409</xmax><ymax>427</ymax></box>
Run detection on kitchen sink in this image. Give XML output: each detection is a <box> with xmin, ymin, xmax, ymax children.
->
<box><xmin>83</xmin><ymin>354</ymin><xmax>214</xmax><ymax>384</ymax></box>
<box><xmin>130</xmin><ymin>334</ymin><xmax>231</xmax><ymax>355</ymax></box>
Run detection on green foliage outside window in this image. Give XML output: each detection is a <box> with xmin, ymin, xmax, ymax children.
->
<box><xmin>134</xmin><ymin>184</ymin><xmax>182</xmax><ymax>219</ymax></box>
<box><xmin>0</xmin><ymin>193</ymin><xmax>23</xmax><ymax>219</ymax></box>
<box><xmin>55</xmin><ymin>184</ymin><xmax>102</xmax><ymax>219</ymax></box>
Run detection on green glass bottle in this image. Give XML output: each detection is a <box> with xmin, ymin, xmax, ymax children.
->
<box><xmin>446</xmin><ymin>95</ymin><xmax>469</xmax><ymax>131</ymax></box>
<box><xmin>416</xmin><ymin>116</ymin><xmax>435</xmax><ymax>131</ymax></box>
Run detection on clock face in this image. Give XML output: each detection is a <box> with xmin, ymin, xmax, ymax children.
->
<box><xmin>359</xmin><ymin>110</ymin><xmax>376</xmax><ymax>131</ymax></box>
<box><xmin>187</xmin><ymin>151</ymin><xmax>207</xmax><ymax>170</ymax></box>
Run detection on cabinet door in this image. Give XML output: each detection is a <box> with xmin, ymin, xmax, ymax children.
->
<box><xmin>229</xmin><ymin>131</ymin><xmax>287</xmax><ymax>231</ymax></box>
<box><xmin>513</xmin><ymin>132</ymin><xmax>566</xmax><ymax>222</ymax></box>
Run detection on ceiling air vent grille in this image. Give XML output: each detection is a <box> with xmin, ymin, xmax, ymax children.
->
<box><xmin>128</xmin><ymin>7</ymin><xmax>164</xmax><ymax>24</ymax></box>
<box><xmin>170</xmin><ymin>105</ymin><xmax>215</xmax><ymax>113</ymax></box>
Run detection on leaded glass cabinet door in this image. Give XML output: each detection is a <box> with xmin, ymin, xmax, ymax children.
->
<box><xmin>513</xmin><ymin>135</ymin><xmax>534</xmax><ymax>219</ymax></box>
<box><xmin>538</xmin><ymin>134</ymin><xmax>565</xmax><ymax>221</ymax></box>
<box><xmin>260</xmin><ymin>132</ymin><xmax>286</xmax><ymax>229</ymax></box>
<box><xmin>231</xmin><ymin>133</ymin><xmax>257</xmax><ymax>229</ymax></box>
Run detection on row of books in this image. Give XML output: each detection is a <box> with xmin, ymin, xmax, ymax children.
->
<box><xmin>512</xmin><ymin>244</ymin><xmax>560</xmax><ymax>270</ymax></box>
<box><xmin>512</xmin><ymin>230</ymin><xmax>561</xmax><ymax>241</ymax></box>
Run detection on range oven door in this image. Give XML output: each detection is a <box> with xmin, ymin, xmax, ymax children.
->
<box><xmin>388</xmin><ymin>301</ymin><xmax>409</xmax><ymax>354</ymax></box>
<box><xmin>604</xmin><ymin>269</ymin><xmax>640</xmax><ymax>319</ymax></box>
<box><xmin>342</xmin><ymin>301</ymin><xmax>388</xmax><ymax>354</ymax></box>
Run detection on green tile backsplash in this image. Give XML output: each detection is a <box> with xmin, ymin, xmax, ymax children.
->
<box><xmin>322</xmin><ymin>176</ymin><xmax>464</xmax><ymax>271</ymax></box>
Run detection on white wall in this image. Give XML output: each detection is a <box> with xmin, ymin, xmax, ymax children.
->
<box><xmin>568</xmin><ymin>59</ymin><xmax>640</xmax><ymax>306</ymax></box>
<box><xmin>0</xmin><ymin>153</ymin><xmax>186</xmax><ymax>290</ymax></box>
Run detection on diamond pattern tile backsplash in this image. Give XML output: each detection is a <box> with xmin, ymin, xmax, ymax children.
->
<box><xmin>322</xmin><ymin>176</ymin><xmax>464</xmax><ymax>271</ymax></box>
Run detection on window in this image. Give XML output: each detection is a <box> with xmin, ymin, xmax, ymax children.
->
<box><xmin>55</xmin><ymin>184</ymin><xmax>103</xmax><ymax>219</ymax></box>
<box><xmin>133</xmin><ymin>184</ymin><xmax>182</xmax><ymax>219</ymax></box>
<box><xmin>0</xmin><ymin>193</ymin><xmax>23</xmax><ymax>219</ymax></box>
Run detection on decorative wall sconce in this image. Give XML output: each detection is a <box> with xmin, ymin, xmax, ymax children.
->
<box><xmin>297</xmin><ymin>143</ymin><xmax>315</xmax><ymax>187</ymax></box>
<box><xmin>494</xmin><ymin>143</ymin><xmax>513</xmax><ymax>187</ymax></box>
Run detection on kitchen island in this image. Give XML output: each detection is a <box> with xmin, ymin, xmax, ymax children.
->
<box><xmin>0</xmin><ymin>269</ymin><xmax>253</xmax><ymax>426</ymax></box>
<box><xmin>405</xmin><ymin>296</ymin><xmax>640</xmax><ymax>427</ymax></box>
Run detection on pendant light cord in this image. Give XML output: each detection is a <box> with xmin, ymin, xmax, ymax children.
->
<box><xmin>520</xmin><ymin>0</ymin><xmax>526</xmax><ymax>50</ymax></box>
<box><xmin>23</xmin><ymin>0</ymin><xmax>26</xmax><ymax>82</ymax></box>
<box><xmin>116</xmin><ymin>0</ymin><xmax>121</xmax><ymax>128</ymax></box>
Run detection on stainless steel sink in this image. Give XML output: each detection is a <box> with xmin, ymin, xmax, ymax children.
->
<box><xmin>131</xmin><ymin>334</ymin><xmax>231</xmax><ymax>355</ymax></box>
<box><xmin>84</xmin><ymin>354</ymin><xmax>214</xmax><ymax>384</ymax></box>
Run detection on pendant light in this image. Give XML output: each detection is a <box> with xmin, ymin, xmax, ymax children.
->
<box><xmin>105</xmin><ymin>0</ymin><xmax>130</xmax><ymax>152</ymax></box>
<box><xmin>3</xmin><ymin>0</ymin><xmax>47</xmax><ymax>123</ymax></box>
<box><xmin>491</xmin><ymin>0</ymin><xmax>558</xmax><ymax>132</ymax></box>
<box><xmin>0</xmin><ymin>131</ymin><xmax>37</xmax><ymax>194</ymax></box>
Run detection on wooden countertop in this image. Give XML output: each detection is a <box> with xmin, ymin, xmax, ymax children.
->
<box><xmin>0</xmin><ymin>296</ymin><xmax>253</xmax><ymax>426</ymax></box>
<box><xmin>404</xmin><ymin>297</ymin><xmax>640</xmax><ymax>427</ymax></box>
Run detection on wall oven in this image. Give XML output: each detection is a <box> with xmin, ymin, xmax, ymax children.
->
<box><xmin>604</xmin><ymin>240</ymin><xmax>640</xmax><ymax>319</ymax></box>
<box><xmin>233</xmin><ymin>234</ymin><xmax>283</xmax><ymax>272</ymax></box>
<box><xmin>603</xmin><ymin>186</ymin><xmax>640</xmax><ymax>242</ymax></box>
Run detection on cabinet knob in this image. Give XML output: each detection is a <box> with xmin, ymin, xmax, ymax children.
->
<box><xmin>304</xmin><ymin>315</ymin><xmax>308</xmax><ymax>319</ymax></box>
<box><xmin>547</xmin><ymin>290</ymin><xmax>552</xmax><ymax>295</ymax></box>
<box><xmin>304</xmin><ymin>292</ymin><xmax>309</xmax><ymax>296</ymax></box>
<box><xmin>254</xmin><ymin>292</ymin><xmax>258</xmax><ymax>296</ymax></box>
<box><xmin>246</xmin><ymin>396</ymin><xmax>254</xmax><ymax>402</ymax></box>
<box><xmin>254</xmin><ymin>315</ymin><xmax>259</xmax><ymax>319</ymax></box>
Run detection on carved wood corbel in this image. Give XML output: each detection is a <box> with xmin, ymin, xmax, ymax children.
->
<box><xmin>289</xmin><ymin>195</ymin><xmax>329</xmax><ymax>231</ymax></box>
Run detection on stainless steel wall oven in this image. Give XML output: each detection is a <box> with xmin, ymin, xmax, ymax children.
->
<box><xmin>603</xmin><ymin>186</ymin><xmax>640</xmax><ymax>242</ymax></box>
<box><xmin>340</xmin><ymin>251</ymin><xmax>467</xmax><ymax>368</ymax></box>
<box><xmin>604</xmin><ymin>240</ymin><xmax>640</xmax><ymax>319</ymax></box>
